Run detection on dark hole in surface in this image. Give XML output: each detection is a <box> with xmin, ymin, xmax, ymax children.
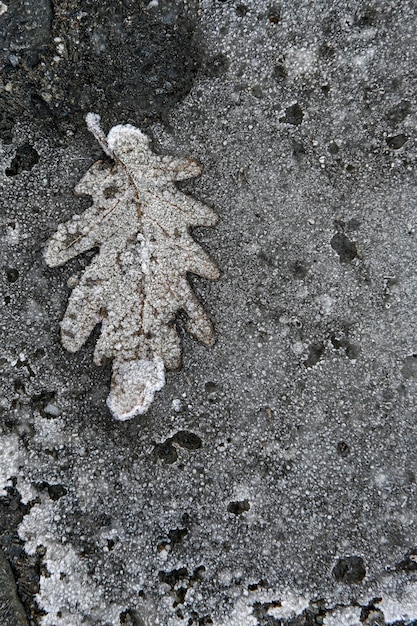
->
<box><xmin>304</xmin><ymin>343</ymin><xmax>325</xmax><ymax>368</ymax></box>
<box><xmin>119</xmin><ymin>608</ymin><xmax>144</xmax><ymax>625</ymax></box>
<box><xmin>154</xmin><ymin>441</ymin><xmax>178</xmax><ymax>464</ymax></box>
<box><xmin>172</xmin><ymin>431</ymin><xmax>202</xmax><ymax>450</ymax></box>
<box><xmin>272</xmin><ymin>62</ymin><xmax>287</xmax><ymax>81</ymax></box>
<box><xmin>354</xmin><ymin>7</ymin><xmax>378</xmax><ymax>28</ymax></box>
<box><xmin>331</xmin><ymin>335</ymin><xmax>346</xmax><ymax>350</ymax></box>
<box><xmin>47</xmin><ymin>484</ymin><xmax>67</xmax><ymax>501</ymax></box>
<box><xmin>158</xmin><ymin>567</ymin><xmax>188</xmax><ymax>588</ymax></box>
<box><xmin>103</xmin><ymin>185</ymin><xmax>119</xmax><ymax>199</ymax></box>
<box><xmin>236</xmin><ymin>4</ymin><xmax>249</xmax><ymax>17</ymax></box>
<box><xmin>31</xmin><ymin>390</ymin><xmax>56</xmax><ymax>413</ymax></box>
<box><xmin>268</xmin><ymin>5</ymin><xmax>281</xmax><ymax>23</ymax></box>
<box><xmin>332</xmin><ymin>555</ymin><xmax>366</xmax><ymax>584</ymax></box>
<box><xmin>345</xmin><ymin>343</ymin><xmax>360</xmax><ymax>359</ymax></box>
<box><xmin>227</xmin><ymin>499</ymin><xmax>250</xmax><ymax>515</ymax></box>
<box><xmin>319</xmin><ymin>42</ymin><xmax>336</xmax><ymax>58</ymax></box>
<box><xmin>292</xmin><ymin>139</ymin><xmax>306</xmax><ymax>159</ymax></box>
<box><xmin>331</xmin><ymin>232</ymin><xmax>358</xmax><ymax>263</ymax></box>
<box><xmin>168</xmin><ymin>527</ymin><xmax>188</xmax><ymax>545</ymax></box>
<box><xmin>34</xmin><ymin>481</ymin><xmax>67</xmax><ymax>501</ymax></box>
<box><xmin>280</xmin><ymin>103</ymin><xmax>303</xmax><ymax>126</ymax></box>
<box><xmin>204</xmin><ymin>381</ymin><xmax>217</xmax><ymax>393</ymax></box>
<box><xmin>6</xmin><ymin>268</ymin><xmax>19</xmax><ymax>283</ymax></box>
<box><xmin>386</xmin><ymin>134</ymin><xmax>407</xmax><ymax>149</ymax></box>
<box><xmin>385</xmin><ymin>100</ymin><xmax>411</xmax><ymax>126</ymax></box>
<box><xmin>14</xmin><ymin>379</ymin><xmax>25</xmax><ymax>394</ymax></box>
<box><xmin>190</xmin><ymin>564</ymin><xmax>206</xmax><ymax>584</ymax></box>
<box><xmin>173</xmin><ymin>586</ymin><xmax>187</xmax><ymax>607</ymax></box>
<box><xmin>5</xmin><ymin>144</ymin><xmax>39</xmax><ymax>176</ymax></box>
<box><xmin>395</xmin><ymin>548</ymin><xmax>417</xmax><ymax>572</ymax></box>
<box><xmin>336</xmin><ymin>441</ymin><xmax>350</xmax><ymax>457</ymax></box>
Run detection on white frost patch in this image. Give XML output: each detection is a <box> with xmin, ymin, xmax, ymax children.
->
<box><xmin>323</xmin><ymin>606</ymin><xmax>361</xmax><ymax>626</ymax></box>
<box><xmin>0</xmin><ymin>433</ymin><xmax>21</xmax><ymax>495</ymax></box>
<box><xmin>107</xmin><ymin>121</ymin><xmax>151</xmax><ymax>154</ymax></box>
<box><xmin>379</xmin><ymin>583</ymin><xmax>417</xmax><ymax>623</ymax></box>
<box><xmin>33</xmin><ymin>415</ymin><xmax>70</xmax><ymax>448</ymax></box>
<box><xmin>316</xmin><ymin>293</ymin><xmax>335</xmax><ymax>316</ymax></box>
<box><xmin>267</xmin><ymin>592</ymin><xmax>310</xmax><ymax>620</ymax></box>
<box><xmin>286</xmin><ymin>45</ymin><xmax>318</xmax><ymax>78</ymax></box>
<box><xmin>107</xmin><ymin>357</ymin><xmax>165</xmax><ymax>420</ymax></box>
<box><xmin>213</xmin><ymin>597</ymin><xmax>256</xmax><ymax>626</ymax></box>
<box><xmin>19</xmin><ymin>503</ymin><xmax>123</xmax><ymax>625</ymax></box>
<box><xmin>172</xmin><ymin>398</ymin><xmax>183</xmax><ymax>412</ymax></box>
<box><xmin>3</xmin><ymin>221</ymin><xmax>22</xmax><ymax>245</ymax></box>
<box><xmin>85</xmin><ymin>112</ymin><xmax>112</xmax><ymax>156</ymax></box>
<box><xmin>213</xmin><ymin>591</ymin><xmax>310</xmax><ymax>626</ymax></box>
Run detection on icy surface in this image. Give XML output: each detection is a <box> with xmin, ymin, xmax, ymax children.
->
<box><xmin>107</xmin><ymin>357</ymin><xmax>165</xmax><ymax>420</ymax></box>
<box><xmin>322</xmin><ymin>606</ymin><xmax>361</xmax><ymax>626</ymax></box>
<box><xmin>1</xmin><ymin>0</ymin><xmax>417</xmax><ymax>624</ymax></box>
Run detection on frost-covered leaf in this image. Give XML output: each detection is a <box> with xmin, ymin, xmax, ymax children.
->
<box><xmin>45</xmin><ymin>114</ymin><xmax>219</xmax><ymax>420</ymax></box>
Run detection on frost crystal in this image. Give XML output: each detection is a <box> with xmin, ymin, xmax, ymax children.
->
<box><xmin>45</xmin><ymin>114</ymin><xmax>219</xmax><ymax>420</ymax></box>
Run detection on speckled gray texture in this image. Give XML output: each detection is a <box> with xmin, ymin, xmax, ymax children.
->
<box><xmin>0</xmin><ymin>0</ymin><xmax>416</xmax><ymax>625</ymax></box>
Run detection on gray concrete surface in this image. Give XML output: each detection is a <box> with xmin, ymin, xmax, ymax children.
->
<box><xmin>1</xmin><ymin>0</ymin><xmax>416</xmax><ymax>624</ymax></box>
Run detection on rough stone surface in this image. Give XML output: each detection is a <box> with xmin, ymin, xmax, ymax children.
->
<box><xmin>0</xmin><ymin>541</ymin><xmax>30</xmax><ymax>625</ymax></box>
<box><xmin>0</xmin><ymin>0</ymin><xmax>416</xmax><ymax>625</ymax></box>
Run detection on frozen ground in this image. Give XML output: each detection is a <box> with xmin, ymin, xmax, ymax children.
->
<box><xmin>0</xmin><ymin>0</ymin><xmax>416</xmax><ymax>624</ymax></box>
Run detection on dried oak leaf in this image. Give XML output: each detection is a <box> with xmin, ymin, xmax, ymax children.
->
<box><xmin>45</xmin><ymin>114</ymin><xmax>219</xmax><ymax>420</ymax></box>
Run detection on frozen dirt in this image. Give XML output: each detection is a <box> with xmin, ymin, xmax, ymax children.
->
<box><xmin>0</xmin><ymin>0</ymin><xmax>416</xmax><ymax>625</ymax></box>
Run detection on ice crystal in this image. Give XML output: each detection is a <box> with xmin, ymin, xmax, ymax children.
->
<box><xmin>45</xmin><ymin>114</ymin><xmax>219</xmax><ymax>420</ymax></box>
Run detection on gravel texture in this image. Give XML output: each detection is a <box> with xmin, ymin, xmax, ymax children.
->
<box><xmin>0</xmin><ymin>0</ymin><xmax>416</xmax><ymax>624</ymax></box>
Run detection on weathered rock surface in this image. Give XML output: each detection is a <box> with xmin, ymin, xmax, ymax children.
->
<box><xmin>0</xmin><ymin>0</ymin><xmax>416</xmax><ymax>624</ymax></box>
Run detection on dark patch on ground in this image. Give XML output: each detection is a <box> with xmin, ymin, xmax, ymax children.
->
<box><xmin>0</xmin><ymin>549</ymin><xmax>29</xmax><ymax>626</ymax></box>
<box><xmin>280</xmin><ymin>103</ymin><xmax>304</xmax><ymax>126</ymax></box>
<box><xmin>252</xmin><ymin>598</ymin><xmax>328</xmax><ymax>626</ymax></box>
<box><xmin>34</xmin><ymin>482</ymin><xmax>67</xmax><ymax>502</ymax></box>
<box><xmin>5</xmin><ymin>145</ymin><xmax>39</xmax><ymax>177</ymax></box>
<box><xmin>158</xmin><ymin>564</ymin><xmax>206</xmax><ymax>615</ymax></box>
<box><xmin>331</xmin><ymin>232</ymin><xmax>358</xmax><ymax>263</ymax></box>
<box><xmin>402</xmin><ymin>354</ymin><xmax>417</xmax><ymax>379</ymax></box>
<box><xmin>385</xmin><ymin>100</ymin><xmax>411</xmax><ymax>126</ymax></box>
<box><xmin>0</xmin><ymin>0</ymin><xmax>52</xmax><ymax>68</ymax></box>
<box><xmin>330</xmin><ymin>333</ymin><xmax>360</xmax><ymax>359</ymax></box>
<box><xmin>304</xmin><ymin>343</ymin><xmax>325</xmax><ymax>368</ymax></box>
<box><xmin>336</xmin><ymin>441</ymin><xmax>350</xmax><ymax>457</ymax></box>
<box><xmin>227</xmin><ymin>499</ymin><xmax>250</xmax><ymax>515</ymax></box>
<box><xmin>0</xmin><ymin>486</ymin><xmax>44</xmax><ymax>624</ymax></box>
<box><xmin>154</xmin><ymin>430</ymin><xmax>203</xmax><ymax>464</ymax></box>
<box><xmin>157</xmin><ymin>522</ymin><xmax>189</xmax><ymax>553</ymax></box>
<box><xmin>332</xmin><ymin>555</ymin><xmax>366</xmax><ymax>584</ymax></box>
<box><xmin>0</xmin><ymin>0</ymin><xmax>202</xmax><ymax>141</ymax></box>
<box><xmin>154</xmin><ymin>439</ymin><xmax>178</xmax><ymax>464</ymax></box>
<box><xmin>395</xmin><ymin>547</ymin><xmax>417</xmax><ymax>572</ymax></box>
<box><xmin>386</xmin><ymin>134</ymin><xmax>407</xmax><ymax>149</ymax></box>
<box><xmin>172</xmin><ymin>430</ymin><xmax>202</xmax><ymax>450</ymax></box>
